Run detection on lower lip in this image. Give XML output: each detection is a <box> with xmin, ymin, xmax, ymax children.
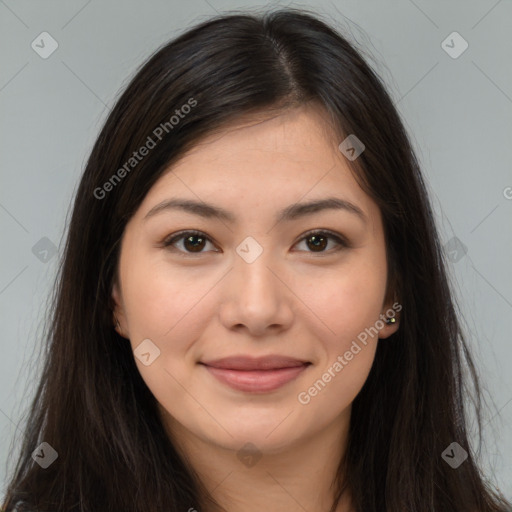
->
<box><xmin>201</xmin><ymin>364</ymin><xmax>310</xmax><ymax>393</ymax></box>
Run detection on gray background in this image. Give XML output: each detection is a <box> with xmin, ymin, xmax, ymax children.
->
<box><xmin>1</xmin><ymin>0</ymin><xmax>511</xmax><ymax>501</ymax></box>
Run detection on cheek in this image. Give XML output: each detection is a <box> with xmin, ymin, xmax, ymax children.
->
<box><xmin>120</xmin><ymin>259</ymin><xmax>215</xmax><ymax>401</ymax></box>
<box><xmin>121</xmin><ymin>256</ymin><xmax>212</xmax><ymax>340</ymax></box>
<box><xmin>300</xmin><ymin>259</ymin><xmax>387</xmax><ymax>348</ymax></box>
<box><xmin>301</xmin><ymin>259</ymin><xmax>385</xmax><ymax>407</ymax></box>
<box><xmin>306</xmin><ymin>339</ymin><xmax>378</xmax><ymax>415</ymax></box>
<box><xmin>297</xmin><ymin>270</ymin><xmax>382</xmax><ymax>412</ymax></box>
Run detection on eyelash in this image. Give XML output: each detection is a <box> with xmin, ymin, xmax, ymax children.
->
<box><xmin>161</xmin><ymin>229</ymin><xmax>349</xmax><ymax>256</ymax></box>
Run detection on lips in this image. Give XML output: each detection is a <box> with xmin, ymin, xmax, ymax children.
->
<box><xmin>200</xmin><ymin>355</ymin><xmax>310</xmax><ymax>371</ymax></box>
<box><xmin>199</xmin><ymin>355</ymin><xmax>311</xmax><ymax>393</ymax></box>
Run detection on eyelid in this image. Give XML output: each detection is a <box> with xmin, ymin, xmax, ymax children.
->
<box><xmin>162</xmin><ymin>228</ymin><xmax>350</xmax><ymax>255</ymax></box>
<box><xmin>296</xmin><ymin>228</ymin><xmax>350</xmax><ymax>248</ymax></box>
<box><xmin>162</xmin><ymin>229</ymin><xmax>218</xmax><ymax>249</ymax></box>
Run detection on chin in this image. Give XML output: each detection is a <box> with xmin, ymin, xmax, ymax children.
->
<box><xmin>205</xmin><ymin>420</ymin><xmax>304</xmax><ymax>454</ymax></box>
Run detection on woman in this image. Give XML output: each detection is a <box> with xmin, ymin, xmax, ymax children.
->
<box><xmin>3</xmin><ymin>7</ymin><xmax>510</xmax><ymax>512</ymax></box>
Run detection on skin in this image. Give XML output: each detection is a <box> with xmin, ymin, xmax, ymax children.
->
<box><xmin>112</xmin><ymin>103</ymin><xmax>400</xmax><ymax>512</ymax></box>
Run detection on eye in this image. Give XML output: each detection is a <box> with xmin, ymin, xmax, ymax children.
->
<box><xmin>162</xmin><ymin>230</ymin><xmax>217</xmax><ymax>255</ymax></box>
<box><xmin>162</xmin><ymin>229</ymin><xmax>349</xmax><ymax>255</ymax></box>
<box><xmin>293</xmin><ymin>229</ymin><xmax>349</xmax><ymax>253</ymax></box>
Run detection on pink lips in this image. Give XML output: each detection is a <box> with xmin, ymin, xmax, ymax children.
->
<box><xmin>199</xmin><ymin>355</ymin><xmax>311</xmax><ymax>393</ymax></box>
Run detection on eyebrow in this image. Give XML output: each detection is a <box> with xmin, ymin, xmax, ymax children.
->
<box><xmin>143</xmin><ymin>197</ymin><xmax>367</xmax><ymax>225</ymax></box>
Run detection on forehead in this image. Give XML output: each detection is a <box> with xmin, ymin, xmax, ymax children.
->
<box><xmin>136</xmin><ymin>105</ymin><xmax>379</xmax><ymax>228</ymax></box>
<box><xmin>173</xmin><ymin>105</ymin><xmax>343</xmax><ymax>169</ymax></box>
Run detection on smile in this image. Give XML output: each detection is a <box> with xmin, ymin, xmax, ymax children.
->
<box><xmin>200</xmin><ymin>363</ymin><xmax>311</xmax><ymax>393</ymax></box>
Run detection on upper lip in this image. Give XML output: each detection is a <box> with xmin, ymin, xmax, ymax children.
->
<box><xmin>200</xmin><ymin>355</ymin><xmax>310</xmax><ymax>370</ymax></box>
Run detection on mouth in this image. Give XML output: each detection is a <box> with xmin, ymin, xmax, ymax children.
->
<box><xmin>198</xmin><ymin>355</ymin><xmax>312</xmax><ymax>393</ymax></box>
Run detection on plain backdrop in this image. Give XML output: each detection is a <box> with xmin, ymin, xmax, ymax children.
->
<box><xmin>1</xmin><ymin>0</ymin><xmax>511</xmax><ymax>502</ymax></box>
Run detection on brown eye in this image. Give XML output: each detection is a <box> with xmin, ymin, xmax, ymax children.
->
<box><xmin>294</xmin><ymin>230</ymin><xmax>348</xmax><ymax>253</ymax></box>
<box><xmin>305</xmin><ymin>233</ymin><xmax>328</xmax><ymax>252</ymax></box>
<box><xmin>163</xmin><ymin>231</ymin><xmax>216</xmax><ymax>254</ymax></box>
<box><xmin>182</xmin><ymin>234</ymin><xmax>207</xmax><ymax>252</ymax></box>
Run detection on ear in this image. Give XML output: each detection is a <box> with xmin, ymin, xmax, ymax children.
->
<box><xmin>378</xmin><ymin>298</ymin><xmax>401</xmax><ymax>340</ymax></box>
<box><xmin>111</xmin><ymin>280</ymin><xmax>129</xmax><ymax>339</ymax></box>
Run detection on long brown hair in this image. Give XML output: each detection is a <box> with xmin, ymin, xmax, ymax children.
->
<box><xmin>3</xmin><ymin>7</ymin><xmax>510</xmax><ymax>511</ymax></box>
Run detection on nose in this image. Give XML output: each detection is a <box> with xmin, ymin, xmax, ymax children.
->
<box><xmin>218</xmin><ymin>250</ymin><xmax>294</xmax><ymax>338</ymax></box>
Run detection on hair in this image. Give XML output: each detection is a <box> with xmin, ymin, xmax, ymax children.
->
<box><xmin>2</xmin><ymin>6</ymin><xmax>510</xmax><ymax>512</ymax></box>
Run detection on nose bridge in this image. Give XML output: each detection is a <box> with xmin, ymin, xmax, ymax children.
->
<box><xmin>218</xmin><ymin>236</ymin><xmax>293</xmax><ymax>334</ymax></box>
<box><xmin>234</xmin><ymin>239</ymin><xmax>280</xmax><ymax>302</ymax></box>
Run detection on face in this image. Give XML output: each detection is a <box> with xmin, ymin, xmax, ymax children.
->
<box><xmin>112</xmin><ymin>104</ymin><xmax>399</xmax><ymax>455</ymax></box>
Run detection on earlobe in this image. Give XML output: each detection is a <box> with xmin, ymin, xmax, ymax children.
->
<box><xmin>378</xmin><ymin>298</ymin><xmax>401</xmax><ymax>339</ymax></box>
<box><xmin>378</xmin><ymin>318</ymin><xmax>400</xmax><ymax>339</ymax></box>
